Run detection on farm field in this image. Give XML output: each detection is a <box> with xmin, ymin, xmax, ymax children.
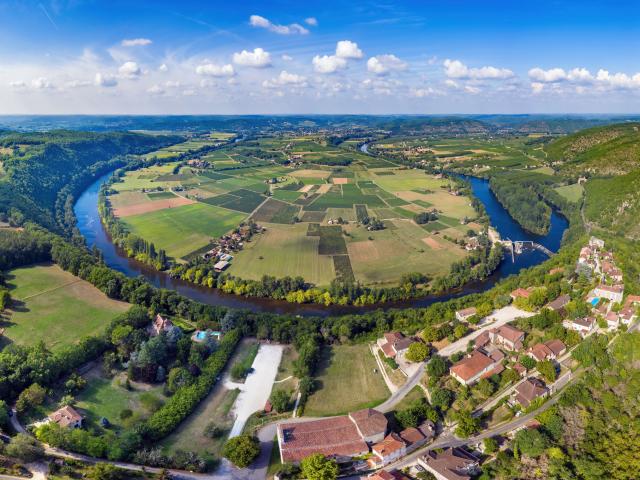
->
<box><xmin>106</xmin><ymin>133</ymin><xmax>482</xmax><ymax>287</ymax></box>
<box><xmin>2</xmin><ymin>264</ymin><xmax>129</xmax><ymax>351</ymax></box>
<box><xmin>304</xmin><ymin>344</ymin><xmax>390</xmax><ymax>416</ymax></box>
<box><xmin>555</xmin><ymin>183</ymin><xmax>584</xmax><ymax>203</ymax></box>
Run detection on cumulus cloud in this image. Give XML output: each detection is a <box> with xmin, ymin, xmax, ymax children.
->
<box><xmin>281</xmin><ymin>54</ymin><xmax>293</xmax><ymax>61</ymax></box>
<box><xmin>9</xmin><ymin>80</ymin><xmax>27</xmax><ymax>89</ymax></box>
<box><xmin>121</xmin><ymin>38</ymin><xmax>152</xmax><ymax>47</ymax></box>
<box><xmin>263</xmin><ymin>70</ymin><xmax>308</xmax><ymax>88</ymax></box>
<box><xmin>336</xmin><ymin>40</ymin><xmax>363</xmax><ymax>59</ymax></box>
<box><xmin>159</xmin><ymin>63</ymin><xmax>168</xmax><ymax>72</ymax></box>
<box><xmin>118</xmin><ymin>61</ymin><xmax>141</xmax><ymax>78</ymax></box>
<box><xmin>312</xmin><ymin>55</ymin><xmax>347</xmax><ymax>74</ymax></box>
<box><xmin>410</xmin><ymin>87</ymin><xmax>438</xmax><ymax>98</ymax></box>
<box><xmin>31</xmin><ymin>77</ymin><xmax>53</xmax><ymax>89</ymax></box>
<box><xmin>528</xmin><ymin>66</ymin><xmax>640</xmax><ymax>91</ymax></box>
<box><xmin>531</xmin><ymin>82</ymin><xmax>545</xmax><ymax>94</ymax></box>
<box><xmin>147</xmin><ymin>84</ymin><xmax>164</xmax><ymax>95</ymax></box>
<box><xmin>528</xmin><ymin>67</ymin><xmax>567</xmax><ymax>83</ymax></box>
<box><xmin>444</xmin><ymin>59</ymin><xmax>514</xmax><ymax>80</ymax></box>
<box><xmin>94</xmin><ymin>73</ymin><xmax>118</xmax><ymax>87</ymax></box>
<box><xmin>232</xmin><ymin>48</ymin><xmax>272</xmax><ymax>68</ymax></box>
<box><xmin>305</xmin><ymin>17</ymin><xmax>318</xmax><ymax>26</ymax></box>
<box><xmin>196</xmin><ymin>63</ymin><xmax>235</xmax><ymax>77</ymax></box>
<box><xmin>367</xmin><ymin>54</ymin><xmax>407</xmax><ymax>75</ymax></box>
<box><xmin>249</xmin><ymin>15</ymin><xmax>309</xmax><ymax>35</ymax></box>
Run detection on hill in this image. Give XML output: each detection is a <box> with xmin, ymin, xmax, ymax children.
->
<box><xmin>546</xmin><ymin>122</ymin><xmax>640</xmax><ymax>175</ymax></box>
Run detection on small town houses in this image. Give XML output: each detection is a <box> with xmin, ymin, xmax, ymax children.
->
<box><xmin>202</xmin><ymin>223</ymin><xmax>265</xmax><ymax>271</ymax></box>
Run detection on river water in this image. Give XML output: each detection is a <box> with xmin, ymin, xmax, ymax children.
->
<box><xmin>74</xmin><ymin>167</ymin><xmax>568</xmax><ymax>317</ymax></box>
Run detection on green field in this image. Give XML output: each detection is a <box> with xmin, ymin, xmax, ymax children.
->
<box><xmin>2</xmin><ymin>264</ymin><xmax>130</xmax><ymax>351</ymax></box>
<box><xmin>554</xmin><ymin>183</ymin><xmax>584</xmax><ymax>203</ymax></box>
<box><xmin>121</xmin><ymin>203</ymin><xmax>246</xmax><ymax>259</ymax></box>
<box><xmin>304</xmin><ymin>344</ymin><xmax>390</xmax><ymax>416</ymax></box>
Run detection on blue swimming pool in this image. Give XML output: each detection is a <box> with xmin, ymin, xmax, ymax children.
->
<box><xmin>196</xmin><ymin>331</ymin><xmax>207</xmax><ymax>340</ymax></box>
<box><xmin>590</xmin><ymin>297</ymin><xmax>600</xmax><ymax>307</ymax></box>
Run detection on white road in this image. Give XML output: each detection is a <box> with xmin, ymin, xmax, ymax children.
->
<box><xmin>226</xmin><ymin>344</ymin><xmax>283</xmax><ymax>437</ymax></box>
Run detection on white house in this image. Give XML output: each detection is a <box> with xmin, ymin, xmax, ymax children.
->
<box><xmin>563</xmin><ymin>317</ymin><xmax>596</xmax><ymax>337</ymax></box>
<box><xmin>594</xmin><ymin>284</ymin><xmax>624</xmax><ymax>304</ymax></box>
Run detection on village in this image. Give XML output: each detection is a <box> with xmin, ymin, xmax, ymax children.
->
<box><xmin>201</xmin><ymin>222</ymin><xmax>265</xmax><ymax>272</ymax></box>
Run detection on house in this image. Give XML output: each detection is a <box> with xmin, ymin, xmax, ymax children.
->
<box><xmin>489</xmin><ymin>324</ymin><xmax>525</xmax><ymax>351</ymax></box>
<box><xmin>545</xmin><ymin>294</ymin><xmax>570</xmax><ymax>314</ymax></box>
<box><xmin>549</xmin><ymin>267</ymin><xmax>564</xmax><ymax>276</ymax></box>
<box><xmin>450</xmin><ymin>349</ymin><xmax>503</xmax><ymax>386</ymax></box>
<box><xmin>377</xmin><ymin>332</ymin><xmax>415</xmax><ymax>360</ymax></box>
<box><xmin>149</xmin><ymin>314</ymin><xmax>173</xmax><ymax>337</ymax></box>
<box><xmin>48</xmin><ymin>406</ymin><xmax>83</xmax><ymax>429</ymax></box>
<box><xmin>594</xmin><ymin>284</ymin><xmax>624</xmax><ymax>303</ymax></box>
<box><xmin>465</xmin><ymin>237</ymin><xmax>480</xmax><ymax>251</ymax></box>
<box><xmin>510</xmin><ymin>288</ymin><xmax>532</xmax><ymax>301</ymax></box>
<box><xmin>455</xmin><ymin>307</ymin><xmax>477</xmax><ymax>323</ymax></box>
<box><xmin>418</xmin><ymin>448</ymin><xmax>480</xmax><ymax>480</ymax></box>
<box><xmin>398</xmin><ymin>420</ymin><xmax>435</xmax><ymax>452</ymax></box>
<box><xmin>605</xmin><ymin>311</ymin><xmax>620</xmax><ymax>330</ymax></box>
<box><xmin>213</xmin><ymin>260</ymin><xmax>230</xmax><ymax>272</ymax></box>
<box><xmin>602</xmin><ymin>262</ymin><xmax>623</xmax><ymax>282</ymax></box>
<box><xmin>277</xmin><ymin>408</ymin><xmax>387</xmax><ymax>464</ymax></box>
<box><xmin>589</xmin><ymin>236</ymin><xmax>605</xmax><ymax>249</ymax></box>
<box><xmin>513</xmin><ymin>362</ymin><xmax>528</xmax><ymax>377</ymax></box>
<box><xmin>619</xmin><ymin>306</ymin><xmax>637</xmax><ymax>325</ymax></box>
<box><xmin>527</xmin><ymin>339</ymin><xmax>566</xmax><ymax>362</ymax></box>
<box><xmin>372</xmin><ymin>433</ymin><xmax>407</xmax><ymax>466</ymax></box>
<box><xmin>513</xmin><ymin>377</ymin><xmax>549</xmax><ymax>408</ymax></box>
<box><xmin>367</xmin><ymin>471</ymin><xmax>410</xmax><ymax>480</ymax></box>
<box><xmin>563</xmin><ymin>317</ymin><xmax>596</xmax><ymax>337</ymax></box>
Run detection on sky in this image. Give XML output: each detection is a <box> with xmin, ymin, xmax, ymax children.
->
<box><xmin>1</xmin><ymin>0</ymin><xmax>640</xmax><ymax>114</ymax></box>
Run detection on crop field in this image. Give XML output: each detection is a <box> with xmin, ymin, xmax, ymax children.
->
<box><xmin>2</xmin><ymin>264</ymin><xmax>129</xmax><ymax>350</ymax></box>
<box><xmin>251</xmin><ymin>198</ymin><xmax>300</xmax><ymax>224</ymax></box>
<box><xmin>304</xmin><ymin>344</ymin><xmax>389</xmax><ymax>416</ymax></box>
<box><xmin>121</xmin><ymin>203</ymin><xmax>246</xmax><ymax>260</ymax></box>
<box><xmin>555</xmin><ymin>183</ymin><xmax>584</xmax><ymax>203</ymax></box>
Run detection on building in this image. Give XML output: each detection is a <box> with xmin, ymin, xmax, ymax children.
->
<box><xmin>377</xmin><ymin>332</ymin><xmax>415</xmax><ymax>360</ymax></box>
<box><xmin>594</xmin><ymin>284</ymin><xmax>624</xmax><ymax>304</ymax></box>
<box><xmin>398</xmin><ymin>420</ymin><xmax>435</xmax><ymax>452</ymax></box>
<box><xmin>149</xmin><ymin>314</ymin><xmax>173</xmax><ymax>337</ymax></box>
<box><xmin>563</xmin><ymin>317</ymin><xmax>596</xmax><ymax>337</ymax></box>
<box><xmin>619</xmin><ymin>306</ymin><xmax>637</xmax><ymax>325</ymax></box>
<box><xmin>48</xmin><ymin>406</ymin><xmax>83</xmax><ymax>429</ymax></box>
<box><xmin>513</xmin><ymin>377</ymin><xmax>549</xmax><ymax>408</ymax></box>
<box><xmin>602</xmin><ymin>262</ymin><xmax>623</xmax><ymax>282</ymax></box>
<box><xmin>527</xmin><ymin>339</ymin><xmax>566</xmax><ymax>362</ymax></box>
<box><xmin>277</xmin><ymin>408</ymin><xmax>387</xmax><ymax>464</ymax></box>
<box><xmin>371</xmin><ymin>433</ymin><xmax>407</xmax><ymax>466</ymax></box>
<box><xmin>450</xmin><ymin>349</ymin><xmax>503</xmax><ymax>386</ymax></box>
<box><xmin>489</xmin><ymin>324</ymin><xmax>525</xmax><ymax>351</ymax></box>
<box><xmin>510</xmin><ymin>288</ymin><xmax>532</xmax><ymax>301</ymax></box>
<box><xmin>367</xmin><ymin>471</ymin><xmax>410</xmax><ymax>480</ymax></box>
<box><xmin>589</xmin><ymin>236</ymin><xmax>605</xmax><ymax>249</ymax></box>
<box><xmin>213</xmin><ymin>260</ymin><xmax>230</xmax><ymax>272</ymax></box>
<box><xmin>455</xmin><ymin>307</ymin><xmax>477</xmax><ymax>323</ymax></box>
<box><xmin>418</xmin><ymin>448</ymin><xmax>480</xmax><ymax>480</ymax></box>
<box><xmin>545</xmin><ymin>294</ymin><xmax>570</xmax><ymax>314</ymax></box>
<box><xmin>605</xmin><ymin>311</ymin><xmax>620</xmax><ymax>330</ymax></box>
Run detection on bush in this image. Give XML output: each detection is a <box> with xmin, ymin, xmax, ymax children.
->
<box><xmin>405</xmin><ymin>342</ymin><xmax>430</xmax><ymax>363</ymax></box>
<box><xmin>203</xmin><ymin>422</ymin><xmax>224</xmax><ymax>438</ymax></box>
<box><xmin>6</xmin><ymin>433</ymin><xmax>45</xmax><ymax>462</ymax></box>
<box><xmin>300</xmin><ymin>453</ymin><xmax>339</xmax><ymax>480</ymax></box>
<box><xmin>222</xmin><ymin>435</ymin><xmax>260</xmax><ymax>468</ymax></box>
<box><xmin>120</xmin><ymin>408</ymin><xmax>133</xmax><ymax>420</ymax></box>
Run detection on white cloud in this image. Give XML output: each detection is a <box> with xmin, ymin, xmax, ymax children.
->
<box><xmin>531</xmin><ymin>82</ymin><xmax>545</xmax><ymax>94</ymax></box>
<box><xmin>159</xmin><ymin>63</ymin><xmax>168</xmax><ymax>72</ymax></box>
<box><xmin>165</xmin><ymin>80</ymin><xmax>181</xmax><ymax>88</ymax></box>
<box><xmin>312</xmin><ymin>55</ymin><xmax>347</xmax><ymax>74</ymax></box>
<box><xmin>249</xmin><ymin>15</ymin><xmax>309</xmax><ymax>35</ymax></box>
<box><xmin>9</xmin><ymin>80</ymin><xmax>26</xmax><ymax>89</ymax></box>
<box><xmin>94</xmin><ymin>73</ymin><xmax>117</xmax><ymax>87</ymax></box>
<box><xmin>232</xmin><ymin>48</ymin><xmax>272</xmax><ymax>68</ymax></box>
<box><xmin>196</xmin><ymin>63</ymin><xmax>235</xmax><ymax>77</ymax></box>
<box><xmin>444</xmin><ymin>79</ymin><xmax>459</xmax><ymax>89</ymax></box>
<box><xmin>65</xmin><ymin>79</ymin><xmax>92</xmax><ymax>89</ymax></box>
<box><xmin>567</xmin><ymin>67</ymin><xmax>594</xmax><ymax>83</ymax></box>
<box><xmin>527</xmin><ymin>66</ymin><xmax>640</xmax><ymax>91</ymax></box>
<box><xmin>410</xmin><ymin>87</ymin><xmax>437</xmax><ymax>98</ymax></box>
<box><xmin>281</xmin><ymin>54</ymin><xmax>293</xmax><ymax>61</ymax></box>
<box><xmin>121</xmin><ymin>38</ymin><xmax>152</xmax><ymax>47</ymax></box>
<box><xmin>263</xmin><ymin>70</ymin><xmax>308</xmax><ymax>88</ymax></box>
<box><xmin>464</xmin><ymin>85</ymin><xmax>481</xmax><ymax>94</ymax></box>
<box><xmin>31</xmin><ymin>77</ymin><xmax>52</xmax><ymax>89</ymax></box>
<box><xmin>147</xmin><ymin>84</ymin><xmax>164</xmax><ymax>95</ymax></box>
<box><xmin>336</xmin><ymin>40</ymin><xmax>363</xmax><ymax>59</ymax></box>
<box><xmin>305</xmin><ymin>17</ymin><xmax>318</xmax><ymax>26</ymax></box>
<box><xmin>367</xmin><ymin>54</ymin><xmax>407</xmax><ymax>75</ymax></box>
<box><xmin>118</xmin><ymin>61</ymin><xmax>141</xmax><ymax>78</ymax></box>
<box><xmin>444</xmin><ymin>59</ymin><xmax>514</xmax><ymax>80</ymax></box>
<box><xmin>528</xmin><ymin>67</ymin><xmax>567</xmax><ymax>83</ymax></box>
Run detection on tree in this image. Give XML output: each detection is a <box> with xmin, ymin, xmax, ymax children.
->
<box><xmin>455</xmin><ymin>410</ymin><xmax>480</xmax><ymax>438</ymax></box>
<box><xmin>514</xmin><ymin>428</ymin><xmax>549</xmax><ymax>458</ymax></box>
<box><xmin>427</xmin><ymin>355</ymin><xmax>447</xmax><ymax>379</ymax></box>
<box><xmin>87</xmin><ymin>463</ymin><xmax>122</xmax><ymax>480</ymax></box>
<box><xmin>222</xmin><ymin>435</ymin><xmax>260</xmax><ymax>468</ymax></box>
<box><xmin>300</xmin><ymin>453</ymin><xmax>339</xmax><ymax>480</ymax></box>
<box><xmin>431</xmin><ymin>388</ymin><xmax>454</xmax><ymax>411</ymax></box>
<box><xmin>406</xmin><ymin>342</ymin><xmax>430</xmax><ymax>363</ymax></box>
<box><xmin>484</xmin><ymin>437</ymin><xmax>498</xmax><ymax>454</ymax></box>
<box><xmin>16</xmin><ymin>383</ymin><xmax>47</xmax><ymax>413</ymax></box>
<box><xmin>6</xmin><ymin>433</ymin><xmax>45</xmax><ymax>462</ymax></box>
<box><xmin>520</xmin><ymin>356</ymin><xmax>537</xmax><ymax>371</ymax></box>
<box><xmin>454</xmin><ymin>324</ymin><xmax>468</xmax><ymax>339</ymax></box>
<box><xmin>537</xmin><ymin>360</ymin><xmax>557</xmax><ymax>382</ymax></box>
<box><xmin>270</xmin><ymin>389</ymin><xmax>290</xmax><ymax>413</ymax></box>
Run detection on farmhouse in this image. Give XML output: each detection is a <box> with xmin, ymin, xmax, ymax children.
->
<box><xmin>399</xmin><ymin>420</ymin><xmax>435</xmax><ymax>452</ymax></box>
<box><xmin>545</xmin><ymin>294</ymin><xmax>570</xmax><ymax>314</ymax></box>
<box><xmin>371</xmin><ymin>433</ymin><xmax>407</xmax><ymax>466</ymax></box>
<box><xmin>49</xmin><ymin>405</ymin><xmax>83</xmax><ymax>429</ymax></box>
<box><xmin>450</xmin><ymin>349</ymin><xmax>503</xmax><ymax>386</ymax></box>
<box><xmin>513</xmin><ymin>377</ymin><xmax>549</xmax><ymax>408</ymax></box>
<box><xmin>563</xmin><ymin>317</ymin><xmax>596</xmax><ymax>337</ymax></box>
<box><xmin>418</xmin><ymin>448</ymin><xmax>480</xmax><ymax>480</ymax></box>
<box><xmin>594</xmin><ymin>284</ymin><xmax>624</xmax><ymax>304</ymax></box>
<box><xmin>455</xmin><ymin>307</ymin><xmax>477</xmax><ymax>323</ymax></box>
<box><xmin>377</xmin><ymin>332</ymin><xmax>415</xmax><ymax>360</ymax></box>
<box><xmin>214</xmin><ymin>260</ymin><xmax>230</xmax><ymax>272</ymax></box>
<box><xmin>367</xmin><ymin>471</ymin><xmax>410</xmax><ymax>480</ymax></box>
<box><xmin>277</xmin><ymin>408</ymin><xmax>387</xmax><ymax>464</ymax></box>
<box><xmin>527</xmin><ymin>339</ymin><xmax>566</xmax><ymax>362</ymax></box>
<box><xmin>510</xmin><ymin>288</ymin><xmax>532</xmax><ymax>301</ymax></box>
<box><xmin>149</xmin><ymin>314</ymin><xmax>173</xmax><ymax>337</ymax></box>
<box><xmin>489</xmin><ymin>324</ymin><xmax>525</xmax><ymax>351</ymax></box>
<box><xmin>619</xmin><ymin>306</ymin><xmax>637</xmax><ymax>325</ymax></box>
<box><xmin>589</xmin><ymin>236</ymin><xmax>605</xmax><ymax>249</ymax></box>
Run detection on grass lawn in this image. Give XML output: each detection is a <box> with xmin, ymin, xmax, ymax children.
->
<box><xmin>304</xmin><ymin>344</ymin><xmax>390</xmax><ymax>416</ymax></box>
<box><xmin>554</xmin><ymin>183</ymin><xmax>584</xmax><ymax>203</ymax></box>
<box><xmin>121</xmin><ymin>203</ymin><xmax>246</xmax><ymax>260</ymax></box>
<box><xmin>75</xmin><ymin>371</ymin><xmax>167</xmax><ymax>431</ymax></box>
<box><xmin>228</xmin><ymin>223</ymin><xmax>335</xmax><ymax>286</ymax></box>
<box><xmin>2</xmin><ymin>264</ymin><xmax>129</xmax><ymax>351</ymax></box>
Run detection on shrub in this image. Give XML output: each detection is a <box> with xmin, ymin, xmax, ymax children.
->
<box><xmin>222</xmin><ymin>435</ymin><xmax>260</xmax><ymax>468</ymax></box>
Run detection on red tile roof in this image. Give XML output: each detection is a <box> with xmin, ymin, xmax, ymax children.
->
<box><xmin>493</xmin><ymin>324</ymin><xmax>525</xmax><ymax>344</ymax></box>
<box><xmin>278</xmin><ymin>416</ymin><xmax>368</xmax><ymax>463</ymax></box>
<box><xmin>372</xmin><ymin>433</ymin><xmax>406</xmax><ymax>457</ymax></box>
<box><xmin>544</xmin><ymin>339</ymin><xmax>566</xmax><ymax>356</ymax></box>
<box><xmin>399</xmin><ymin>427</ymin><xmax>425</xmax><ymax>445</ymax></box>
<box><xmin>349</xmin><ymin>408</ymin><xmax>388</xmax><ymax>438</ymax></box>
<box><xmin>515</xmin><ymin>377</ymin><xmax>549</xmax><ymax>408</ymax></box>
<box><xmin>511</xmin><ymin>288</ymin><xmax>531</xmax><ymax>299</ymax></box>
<box><xmin>49</xmin><ymin>405</ymin><xmax>83</xmax><ymax>428</ymax></box>
<box><xmin>421</xmin><ymin>448</ymin><xmax>479</xmax><ymax>480</ymax></box>
<box><xmin>450</xmin><ymin>350</ymin><xmax>495</xmax><ymax>382</ymax></box>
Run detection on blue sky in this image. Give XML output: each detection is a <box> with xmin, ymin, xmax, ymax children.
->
<box><xmin>1</xmin><ymin>0</ymin><xmax>640</xmax><ymax>114</ymax></box>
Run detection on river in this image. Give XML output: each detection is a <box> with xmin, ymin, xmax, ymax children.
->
<box><xmin>74</xmin><ymin>168</ymin><xmax>568</xmax><ymax>317</ymax></box>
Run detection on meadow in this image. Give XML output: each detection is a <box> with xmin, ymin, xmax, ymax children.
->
<box><xmin>2</xmin><ymin>264</ymin><xmax>129</xmax><ymax>351</ymax></box>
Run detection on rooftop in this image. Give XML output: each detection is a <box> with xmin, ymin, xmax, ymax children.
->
<box><xmin>349</xmin><ymin>408</ymin><xmax>388</xmax><ymax>438</ymax></box>
<box><xmin>450</xmin><ymin>350</ymin><xmax>496</xmax><ymax>382</ymax></box>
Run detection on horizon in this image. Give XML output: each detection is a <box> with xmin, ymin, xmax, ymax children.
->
<box><xmin>2</xmin><ymin>0</ymin><xmax>640</xmax><ymax>115</ymax></box>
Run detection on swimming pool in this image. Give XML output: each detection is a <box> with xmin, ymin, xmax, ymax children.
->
<box><xmin>590</xmin><ymin>297</ymin><xmax>600</xmax><ymax>307</ymax></box>
<box><xmin>196</xmin><ymin>331</ymin><xmax>207</xmax><ymax>340</ymax></box>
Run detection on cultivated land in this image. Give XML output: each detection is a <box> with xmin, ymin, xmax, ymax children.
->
<box><xmin>303</xmin><ymin>343</ymin><xmax>390</xmax><ymax>416</ymax></box>
<box><xmin>108</xmin><ymin>135</ymin><xmax>481</xmax><ymax>286</ymax></box>
<box><xmin>1</xmin><ymin>264</ymin><xmax>129</xmax><ymax>350</ymax></box>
